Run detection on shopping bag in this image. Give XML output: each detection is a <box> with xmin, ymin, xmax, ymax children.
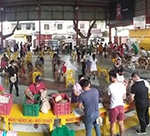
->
<box><xmin>40</xmin><ymin>99</ymin><xmax>51</xmax><ymax>114</ymax></box>
<box><xmin>51</xmin><ymin>125</ymin><xmax>75</xmax><ymax>136</ymax></box>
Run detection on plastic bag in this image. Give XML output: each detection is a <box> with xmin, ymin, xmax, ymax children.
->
<box><xmin>51</xmin><ymin>125</ymin><xmax>75</xmax><ymax>136</ymax></box>
<box><xmin>40</xmin><ymin>99</ymin><xmax>51</xmax><ymax>114</ymax></box>
<box><xmin>40</xmin><ymin>90</ymin><xmax>51</xmax><ymax>114</ymax></box>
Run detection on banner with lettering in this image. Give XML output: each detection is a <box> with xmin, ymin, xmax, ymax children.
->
<box><xmin>110</xmin><ymin>0</ymin><xmax>135</xmax><ymax>21</ymax></box>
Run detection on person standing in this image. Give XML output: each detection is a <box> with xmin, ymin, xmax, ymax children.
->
<box><xmin>20</xmin><ymin>42</ymin><xmax>23</xmax><ymax>58</ymax></box>
<box><xmin>108</xmin><ymin>70</ymin><xmax>126</xmax><ymax>136</ymax></box>
<box><xmin>7</xmin><ymin>60</ymin><xmax>19</xmax><ymax>96</ymax></box>
<box><xmin>14</xmin><ymin>42</ymin><xmax>19</xmax><ymax>52</ymax></box>
<box><xmin>98</xmin><ymin>43</ymin><xmax>103</xmax><ymax>57</ymax></box>
<box><xmin>76</xmin><ymin>48</ymin><xmax>81</xmax><ymax>63</ymax></box>
<box><xmin>54</xmin><ymin>60</ymin><xmax>63</xmax><ymax>82</ymax></box>
<box><xmin>130</xmin><ymin>72</ymin><xmax>150</xmax><ymax>135</ymax></box>
<box><xmin>86</xmin><ymin>52</ymin><xmax>92</xmax><ymax>75</ymax></box>
<box><xmin>1</xmin><ymin>54</ymin><xmax>9</xmax><ymax>71</ymax></box>
<box><xmin>111</xmin><ymin>57</ymin><xmax>123</xmax><ymax>74</ymax></box>
<box><xmin>27</xmin><ymin>43</ymin><xmax>31</xmax><ymax>51</ymax></box>
<box><xmin>71</xmin><ymin>75</ymin><xmax>84</xmax><ymax>103</ymax></box>
<box><xmin>131</xmin><ymin>43</ymin><xmax>139</xmax><ymax>55</ymax></box>
<box><xmin>81</xmin><ymin>51</ymin><xmax>86</xmax><ymax>75</ymax></box>
<box><xmin>69</xmin><ymin>43</ymin><xmax>72</xmax><ymax>56</ymax></box>
<box><xmin>90</xmin><ymin>54</ymin><xmax>97</xmax><ymax>80</ymax></box>
<box><xmin>77</xmin><ymin>79</ymin><xmax>101</xmax><ymax>136</ymax></box>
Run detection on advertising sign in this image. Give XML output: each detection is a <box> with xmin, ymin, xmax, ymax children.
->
<box><xmin>133</xmin><ymin>15</ymin><xmax>146</xmax><ymax>29</ymax></box>
<box><xmin>110</xmin><ymin>0</ymin><xmax>135</xmax><ymax>21</ymax></box>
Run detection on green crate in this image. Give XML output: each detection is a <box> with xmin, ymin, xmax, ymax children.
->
<box><xmin>23</xmin><ymin>95</ymin><xmax>40</xmax><ymax>116</ymax></box>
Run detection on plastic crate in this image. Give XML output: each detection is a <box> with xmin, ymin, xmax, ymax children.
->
<box><xmin>52</xmin><ymin>93</ymin><xmax>71</xmax><ymax>115</ymax></box>
<box><xmin>0</xmin><ymin>94</ymin><xmax>13</xmax><ymax>115</ymax></box>
<box><xmin>23</xmin><ymin>95</ymin><xmax>40</xmax><ymax>116</ymax></box>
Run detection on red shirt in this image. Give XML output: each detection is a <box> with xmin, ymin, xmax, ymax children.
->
<box><xmin>0</xmin><ymin>84</ymin><xmax>4</xmax><ymax>91</ymax></box>
<box><xmin>62</xmin><ymin>64</ymin><xmax>67</xmax><ymax>73</ymax></box>
<box><xmin>28</xmin><ymin>82</ymin><xmax>46</xmax><ymax>95</ymax></box>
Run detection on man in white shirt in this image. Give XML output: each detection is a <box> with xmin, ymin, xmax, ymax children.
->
<box><xmin>108</xmin><ymin>70</ymin><xmax>126</xmax><ymax>136</ymax></box>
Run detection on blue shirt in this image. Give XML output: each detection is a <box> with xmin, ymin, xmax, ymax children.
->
<box><xmin>78</xmin><ymin>88</ymin><xmax>99</xmax><ymax>118</ymax></box>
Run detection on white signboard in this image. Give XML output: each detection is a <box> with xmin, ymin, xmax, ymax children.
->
<box><xmin>133</xmin><ymin>15</ymin><xmax>146</xmax><ymax>29</ymax></box>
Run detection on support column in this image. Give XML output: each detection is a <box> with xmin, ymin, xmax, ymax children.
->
<box><xmin>145</xmin><ymin>0</ymin><xmax>147</xmax><ymax>24</ymax></box>
<box><xmin>109</xmin><ymin>25</ymin><xmax>112</xmax><ymax>43</ymax></box>
<box><xmin>38</xmin><ymin>4</ymin><xmax>41</xmax><ymax>47</ymax></box>
<box><xmin>115</xmin><ymin>27</ymin><xmax>117</xmax><ymax>36</ymax></box>
<box><xmin>75</xmin><ymin>15</ymin><xmax>78</xmax><ymax>45</ymax></box>
<box><xmin>75</xmin><ymin>0</ymin><xmax>79</xmax><ymax>45</ymax></box>
<box><xmin>0</xmin><ymin>2</ymin><xmax>3</xmax><ymax>48</ymax></box>
<box><xmin>0</xmin><ymin>12</ymin><xmax>3</xmax><ymax>47</ymax></box>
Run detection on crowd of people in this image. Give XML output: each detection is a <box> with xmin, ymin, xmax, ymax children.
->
<box><xmin>71</xmin><ymin>41</ymin><xmax>150</xmax><ymax>75</ymax></box>
<box><xmin>0</xmin><ymin>40</ymin><xmax>150</xmax><ymax>136</ymax></box>
<box><xmin>68</xmin><ymin>41</ymin><xmax>150</xmax><ymax>136</ymax></box>
<box><xmin>71</xmin><ymin>71</ymin><xmax>149</xmax><ymax>136</ymax></box>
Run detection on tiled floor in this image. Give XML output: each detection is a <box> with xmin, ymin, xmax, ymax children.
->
<box><xmin>1</xmin><ymin>53</ymin><xmax>150</xmax><ymax>135</ymax></box>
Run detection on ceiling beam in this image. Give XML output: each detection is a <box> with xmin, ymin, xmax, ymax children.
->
<box><xmin>2</xmin><ymin>1</ymin><xmax>108</xmax><ymax>8</ymax></box>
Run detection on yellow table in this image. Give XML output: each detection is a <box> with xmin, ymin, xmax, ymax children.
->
<box><xmin>57</xmin><ymin>103</ymin><xmax>135</xmax><ymax>136</ymax></box>
<box><xmin>57</xmin><ymin>104</ymin><xmax>107</xmax><ymax>125</ymax></box>
<box><xmin>0</xmin><ymin>103</ymin><xmax>135</xmax><ymax>135</ymax></box>
<box><xmin>58</xmin><ymin>104</ymin><xmax>133</xmax><ymax>125</ymax></box>
<box><xmin>1</xmin><ymin>104</ymin><xmax>57</xmax><ymax>131</ymax></box>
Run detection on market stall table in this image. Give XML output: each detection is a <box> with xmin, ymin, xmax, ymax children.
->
<box><xmin>0</xmin><ymin>103</ymin><xmax>136</xmax><ymax>135</ymax></box>
<box><xmin>57</xmin><ymin>103</ymin><xmax>135</xmax><ymax>136</ymax></box>
<box><xmin>1</xmin><ymin>104</ymin><xmax>57</xmax><ymax>131</ymax></box>
<box><xmin>57</xmin><ymin>104</ymin><xmax>107</xmax><ymax>125</ymax></box>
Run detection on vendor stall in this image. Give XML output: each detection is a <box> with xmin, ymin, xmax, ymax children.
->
<box><xmin>1</xmin><ymin>104</ymin><xmax>57</xmax><ymax>131</ymax></box>
<box><xmin>0</xmin><ymin>92</ymin><xmax>136</xmax><ymax>136</ymax></box>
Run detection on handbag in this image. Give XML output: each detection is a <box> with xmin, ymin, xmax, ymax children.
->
<box><xmin>10</xmin><ymin>76</ymin><xmax>17</xmax><ymax>83</ymax></box>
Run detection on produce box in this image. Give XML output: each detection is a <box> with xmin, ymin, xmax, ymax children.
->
<box><xmin>52</xmin><ymin>93</ymin><xmax>71</xmax><ymax>115</ymax></box>
<box><xmin>0</xmin><ymin>94</ymin><xmax>13</xmax><ymax>115</ymax></box>
<box><xmin>23</xmin><ymin>95</ymin><xmax>40</xmax><ymax>116</ymax></box>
